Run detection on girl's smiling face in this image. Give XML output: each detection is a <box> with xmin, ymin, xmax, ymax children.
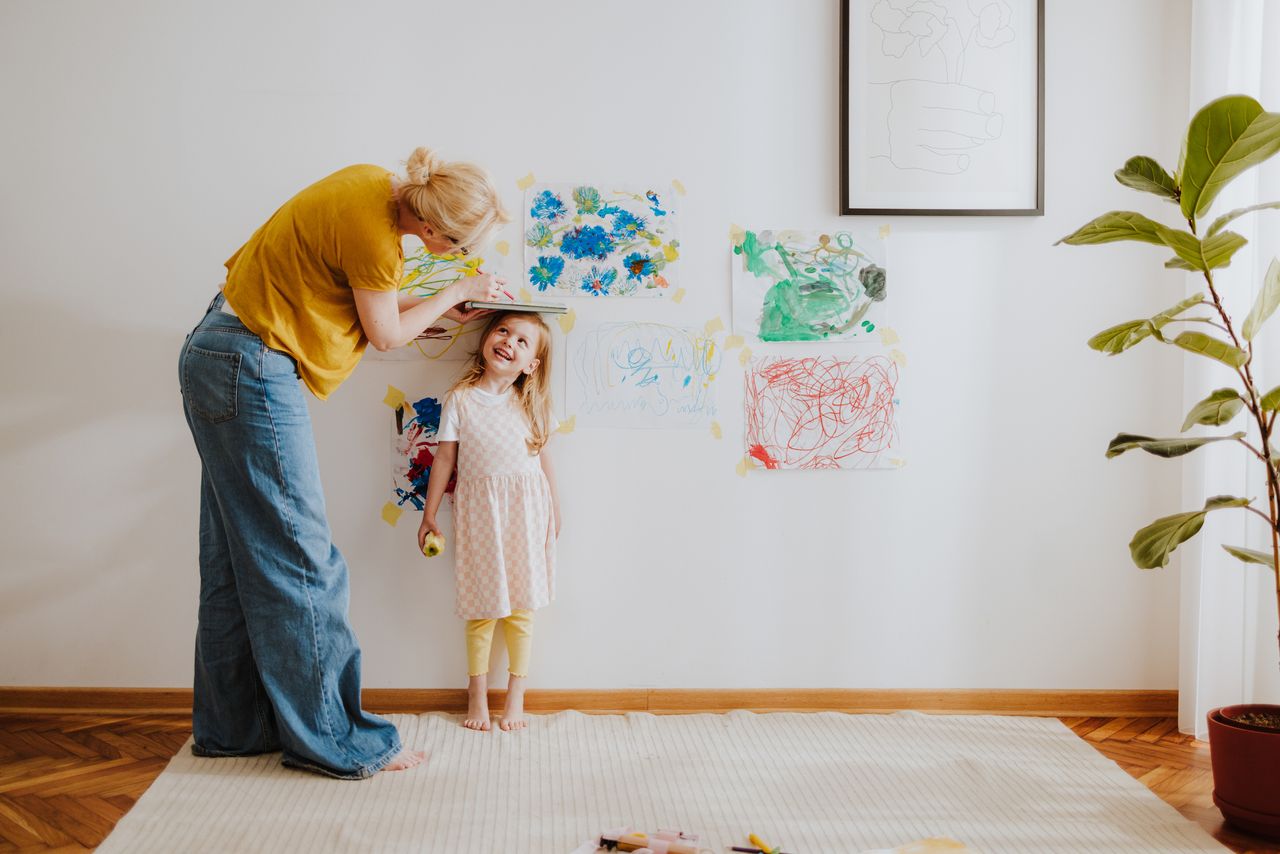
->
<box><xmin>483</xmin><ymin>316</ymin><xmax>543</xmax><ymax>380</ymax></box>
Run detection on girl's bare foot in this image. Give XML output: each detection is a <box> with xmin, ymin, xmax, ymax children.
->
<box><xmin>383</xmin><ymin>749</ymin><xmax>427</xmax><ymax>772</ymax></box>
<box><xmin>463</xmin><ymin>674</ymin><xmax>491</xmax><ymax>731</ymax></box>
<box><xmin>500</xmin><ymin>674</ymin><xmax>527</xmax><ymax>731</ymax></box>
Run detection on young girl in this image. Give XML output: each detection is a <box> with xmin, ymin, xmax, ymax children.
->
<box><xmin>419</xmin><ymin>312</ymin><xmax>560</xmax><ymax>732</ymax></box>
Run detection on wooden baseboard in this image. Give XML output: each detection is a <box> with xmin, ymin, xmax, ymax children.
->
<box><xmin>0</xmin><ymin>687</ymin><xmax>1177</xmax><ymax>717</ymax></box>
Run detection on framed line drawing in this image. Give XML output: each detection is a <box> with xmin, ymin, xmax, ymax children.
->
<box><xmin>840</xmin><ymin>0</ymin><xmax>1044</xmax><ymax>216</ymax></box>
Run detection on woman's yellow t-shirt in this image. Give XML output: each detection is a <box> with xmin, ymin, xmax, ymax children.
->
<box><xmin>223</xmin><ymin>164</ymin><xmax>403</xmax><ymax>399</ymax></box>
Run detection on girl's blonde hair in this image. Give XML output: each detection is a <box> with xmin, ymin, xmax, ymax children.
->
<box><xmin>451</xmin><ymin>312</ymin><xmax>554</xmax><ymax>454</ymax></box>
<box><xmin>399</xmin><ymin>147</ymin><xmax>510</xmax><ymax>253</ymax></box>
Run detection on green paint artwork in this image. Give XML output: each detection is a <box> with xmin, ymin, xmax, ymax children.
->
<box><xmin>731</xmin><ymin>229</ymin><xmax>887</xmax><ymax>342</ymax></box>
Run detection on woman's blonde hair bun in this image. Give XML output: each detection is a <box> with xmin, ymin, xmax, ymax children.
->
<box><xmin>405</xmin><ymin>146</ymin><xmax>443</xmax><ymax>185</ymax></box>
<box><xmin>399</xmin><ymin>146</ymin><xmax>510</xmax><ymax>252</ymax></box>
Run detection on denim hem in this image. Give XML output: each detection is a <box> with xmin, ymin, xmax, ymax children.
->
<box><xmin>279</xmin><ymin>739</ymin><xmax>403</xmax><ymax>780</ymax></box>
<box><xmin>191</xmin><ymin>743</ymin><xmax>282</xmax><ymax>759</ymax></box>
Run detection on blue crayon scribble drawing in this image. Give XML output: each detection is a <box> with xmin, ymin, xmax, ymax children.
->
<box><xmin>568</xmin><ymin>321</ymin><xmax>721</xmax><ymax>429</ymax></box>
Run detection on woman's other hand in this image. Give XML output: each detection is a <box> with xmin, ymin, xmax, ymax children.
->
<box><xmin>442</xmin><ymin>305</ymin><xmax>493</xmax><ymax>324</ymax></box>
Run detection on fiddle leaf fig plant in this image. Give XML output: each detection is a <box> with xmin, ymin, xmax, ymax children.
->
<box><xmin>1057</xmin><ymin>94</ymin><xmax>1280</xmax><ymax>670</ymax></box>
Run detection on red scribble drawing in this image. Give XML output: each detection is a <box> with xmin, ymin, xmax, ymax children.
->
<box><xmin>744</xmin><ymin>355</ymin><xmax>900</xmax><ymax>470</ymax></box>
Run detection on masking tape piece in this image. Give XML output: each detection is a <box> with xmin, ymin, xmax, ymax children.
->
<box><xmin>383</xmin><ymin>385</ymin><xmax>407</xmax><ymax>410</ymax></box>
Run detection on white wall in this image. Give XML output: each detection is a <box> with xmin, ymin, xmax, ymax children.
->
<box><xmin>0</xmin><ymin>0</ymin><xmax>1192</xmax><ymax>689</ymax></box>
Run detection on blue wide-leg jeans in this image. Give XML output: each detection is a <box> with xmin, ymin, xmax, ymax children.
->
<box><xmin>178</xmin><ymin>294</ymin><xmax>400</xmax><ymax>779</ymax></box>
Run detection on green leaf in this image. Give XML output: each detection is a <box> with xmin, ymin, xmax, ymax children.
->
<box><xmin>1088</xmin><ymin>296</ymin><xmax>1204</xmax><ymax>356</ymax></box>
<box><xmin>1171</xmin><ymin>331</ymin><xmax>1249</xmax><ymax>368</ymax></box>
<box><xmin>1056</xmin><ymin>211</ymin><xmax>1169</xmax><ymax>247</ymax></box>
<box><xmin>1165</xmin><ymin>256</ymin><xmax>1197</xmax><ymax>271</ymax></box>
<box><xmin>1200</xmin><ymin>230</ymin><xmax>1248</xmax><ymax>270</ymax></box>
<box><xmin>1132</xmin><ymin>512</ymin><xmax>1206</xmax><ymax>568</ymax></box>
<box><xmin>1129</xmin><ymin>495</ymin><xmax>1251</xmax><ymax>569</ymax></box>
<box><xmin>1181</xmin><ymin>388</ymin><xmax>1245</xmax><ymax>431</ymax></box>
<box><xmin>1181</xmin><ymin>95</ymin><xmax>1280</xmax><ymax>220</ymax></box>
<box><xmin>1088</xmin><ymin>320</ymin><xmax>1153</xmax><ymax>354</ymax></box>
<box><xmin>1157</xmin><ymin>227</ymin><xmax>1207</xmax><ymax>270</ymax></box>
<box><xmin>1152</xmin><ymin>293</ymin><xmax>1206</xmax><ymax>328</ymax></box>
<box><xmin>1242</xmin><ymin>258</ymin><xmax>1280</xmax><ymax>341</ymax></box>
<box><xmin>1260</xmin><ymin>384</ymin><xmax>1280</xmax><ymax>411</ymax></box>
<box><xmin>1207</xmin><ymin>201</ymin><xmax>1280</xmax><ymax>237</ymax></box>
<box><xmin>1223</xmin><ymin>544</ymin><xmax>1275</xmax><ymax>566</ymax></box>
<box><xmin>1056</xmin><ymin>213</ymin><xmax>1236</xmax><ymax>272</ymax></box>
<box><xmin>1106</xmin><ymin>432</ymin><xmax>1244</xmax><ymax>459</ymax></box>
<box><xmin>1114</xmin><ymin>156</ymin><xmax>1179</xmax><ymax>200</ymax></box>
<box><xmin>1153</xmin><ymin>227</ymin><xmax>1243</xmax><ymax>271</ymax></box>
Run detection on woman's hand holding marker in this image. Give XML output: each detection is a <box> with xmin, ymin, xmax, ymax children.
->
<box><xmin>442</xmin><ymin>271</ymin><xmax>506</xmax><ymax>322</ymax></box>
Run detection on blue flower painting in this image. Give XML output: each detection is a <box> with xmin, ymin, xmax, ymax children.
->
<box><xmin>529</xmin><ymin>255</ymin><xmax>565</xmax><ymax>291</ymax></box>
<box><xmin>610</xmin><ymin>210</ymin><xmax>647</xmax><ymax>239</ymax></box>
<box><xmin>572</xmin><ymin>186</ymin><xmax>602</xmax><ymax>215</ymax></box>
<box><xmin>530</xmin><ymin>189</ymin><xmax>567</xmax><ymax>223</ymax></box>
<box><xmin>560</xmin><ymin>225</ymin><xmax>615</xmax><ymax>261</ymax></box>
<box><xmin>579</xmin><ymin>266</ymin><xmax>617</xmax><ymax>296</ymax></box>
<box><xmin>623</xmin><ymin>252</ymin><xmax>656</xmax><ymax>281</ymax></box>
<box><xmin>525</xmin><ymin>223</ymin><xmax>553</xmax><ymax>248</ymax></box>
<box><xmin>523</xmin><ymin>182</ymin><xmax>679</xmax><ymax>298</ymax></box>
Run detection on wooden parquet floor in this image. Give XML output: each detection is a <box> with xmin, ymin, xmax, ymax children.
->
<box><xmin>0</xmin><ymin>713</ymin><xmax>1276</xmax><ymax>853</ymax></box>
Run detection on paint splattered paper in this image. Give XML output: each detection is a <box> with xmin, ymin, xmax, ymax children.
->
<box><xmin>366</xmin><ymin>247</ymin><xmax>489</xmax><ymax>362</ymax></box>
<box><xmin>391</xmin><ymin>391</ymin><xmax>456</xmax><ymax>510</ymax></box>
<box><xmin>525</xmin><ymin>183</ymin><xmax>679</xmax><ymax>298</ymax></box>
<box><xmin>731</xmin><ymin>228</ymin><xmax>887</xmax><ymax>343</ymax></box>
<box><xmin>568</xmin><ymin>321</ymin><xmax>720</xmax><ymax>429</ymax></box>
<box><xmin>744</xmin><ymin>354</ymin><xmax>901</xmax><ymax>470</ymax></box>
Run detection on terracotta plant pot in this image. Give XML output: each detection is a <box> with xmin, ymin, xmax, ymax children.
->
<box><xmin>1207</xmin><ymin>705</ymin><xmax>1280</xmax><ymax>841</ymax></box>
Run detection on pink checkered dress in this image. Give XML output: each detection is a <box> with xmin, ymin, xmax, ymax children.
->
<box><xmin>450</xmin><ymin>388</ymin><xmax>556</xmax><ymax>620</ymax></box>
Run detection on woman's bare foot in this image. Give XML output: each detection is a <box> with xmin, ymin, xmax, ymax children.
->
<box><xmin>463</xmin><ymin>674</ymin><xmax>491</xmax><ymax>731</ymax></box>
<box><xmin>382</xmin><ymin>749</ymin><xmax>427</xmax><ymax>772</ymax></box>
<box><xmin>499</xmin><ymin>674</ymin><xmax>527</xmax><ymax>731</ymax></box>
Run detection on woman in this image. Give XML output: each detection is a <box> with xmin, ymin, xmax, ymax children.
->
<box><xmin>178</xmin><ymin>148</ymin><xmax>507</xmax><ymax>778</ymax></box>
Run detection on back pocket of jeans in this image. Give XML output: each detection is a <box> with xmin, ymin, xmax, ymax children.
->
<box><xmin>184</xmin><ymin>346</ymin><xmax>242</xmax><ymax>423</ymax></box>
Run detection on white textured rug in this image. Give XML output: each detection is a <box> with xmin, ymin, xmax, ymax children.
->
<box><xmin>98</xmin><ymin>711</ymin><xmax>1225</xmax><ymax>854</ymax></box>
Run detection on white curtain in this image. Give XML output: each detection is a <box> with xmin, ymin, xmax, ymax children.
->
<box><xmin>1179</xmin><ymin>0</ymin><xmax>1280</xmax><ymax>737</ymax></box>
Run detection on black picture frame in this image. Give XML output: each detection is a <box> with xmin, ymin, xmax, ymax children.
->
<box><xmin>844</xmin><ymin>0</ymin><xmax>1044</xmax><ymax>215</ymax></box>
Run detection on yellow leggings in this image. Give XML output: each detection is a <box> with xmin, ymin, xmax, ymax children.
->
<box><xmin>465</xmin><ymin>609</ymin><xmax>533</xmax><ymax>678</ymax></box>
